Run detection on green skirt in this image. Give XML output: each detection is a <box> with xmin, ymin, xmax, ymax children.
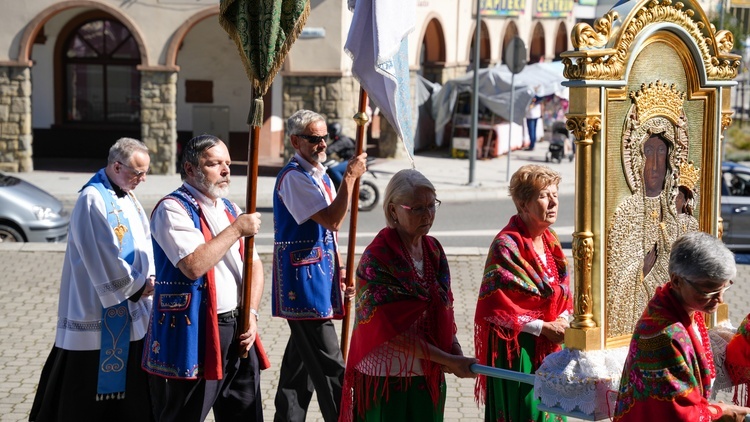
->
<box><xmin>485</xmin><ymin>332</ymin><xmax>566</xmax><ymax>422</ymax></box>
<box><xmin>355</xmin><ymin>374</ymin><xmax>447</xmax><ymax>422</ymax></box>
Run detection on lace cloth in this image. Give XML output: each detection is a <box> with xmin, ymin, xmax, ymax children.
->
<box><xmin>710</xmin><ymin>322</ymin><xmax>737</xmax><ymax>398</ymax></box>
<box><xmin>534</xmin><ymin>324</ymin><xmax>737</xmax><ymax>418</ymax></box>
<box><xmin>534</xmin><ymin>347</ymin><xmax>628</xmax><ymax>419</ymax></box>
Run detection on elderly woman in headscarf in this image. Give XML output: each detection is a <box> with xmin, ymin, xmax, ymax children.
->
<box><xmin>474</xmin><ymin>164</ymin><xmax>572</xmax><ymax>422</ymax></box>
<box><xmin>614</xmin><ymin>231</ymin><xmax>750</xmax><ymax>421</ymax></box>
<box><xmin>339</xmin><ymin>169</ymin><xmax>477</xmax><ymax>422</ymax></box>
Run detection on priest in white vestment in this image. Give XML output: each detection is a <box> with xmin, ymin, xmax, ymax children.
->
<box><xmin>30</xmin><ymin>138</ymin><xmax>157</xmax><ymax>422</ymax></box>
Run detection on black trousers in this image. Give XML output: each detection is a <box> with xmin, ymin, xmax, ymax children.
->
<box><xmin>274</xmin><ymin>319</ymin><xmax>345</xmax><ymax>422</ymax></box>
<box><xmin>30</xmin><ymin>340</ymin><xmax>155</xmax><ymax>422</ymax></box>
<box><xmin>158</xmin><ymin>316</ymin><xmax>263</xmax><ymax>422</ymax></box>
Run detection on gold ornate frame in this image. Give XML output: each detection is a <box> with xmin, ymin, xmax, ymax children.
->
<box><xmin>560</xmin><ymin>0</ymin><xmax>740</xmax><ymax>350</ymax></box>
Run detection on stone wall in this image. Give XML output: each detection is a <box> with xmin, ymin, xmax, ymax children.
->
<box><xmin>0</xmin><ymin>66</ymin><xmax>32</xmax><ymax>172</ymax></box>
<box><xmin>141</xmin><ymin>70</ymin><xmax>177</xmax><ymax>175</ymax></box>
<box><xmin>282</xmin><ymin>75</ymin><xmax>361</xmax><ymax>160</ymax></box>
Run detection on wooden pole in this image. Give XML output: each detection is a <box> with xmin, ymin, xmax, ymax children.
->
<box><xmin>238</xmin><ymin>95</ymin><xmax>269</xmax><ymax>367</ymax></box>
<box><xmin>340</xmin><ymin>87</ymin><xmax>369</xmax><ymax>360</ymax></box>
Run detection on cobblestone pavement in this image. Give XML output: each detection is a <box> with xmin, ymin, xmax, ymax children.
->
<box><xmin>2</xmin><ymin>244</ymin><xmax>747</xmax><ymax>421</ymax></box>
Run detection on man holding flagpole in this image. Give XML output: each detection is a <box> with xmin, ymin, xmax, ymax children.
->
<box><xmin>272</xmin><ymin>109</ymin><xmax>366</xmax><ymax>422</ymax></box>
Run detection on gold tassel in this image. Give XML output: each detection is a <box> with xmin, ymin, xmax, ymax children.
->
<box><xmin>159</xmin><ymin>314</ymin><xmax>165</xmax><ymax>325</ymax></box>
<box><xmin>247</xmin><ymin>97</ymin><xmax>264</xmax><ymax>128</ymax></box>
<box><xmin>170</xmin><ymin>315</ymin><xmax>176</xmax><ymax>328</ymax></box>
<box><xmin>184</xmin><ymin>315</ymin><xmax>191</xmax><ymax>326</ymax></box>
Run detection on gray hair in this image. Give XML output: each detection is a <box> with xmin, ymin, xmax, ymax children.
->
<box><xmin>669</xmin><ymin>231</ymin><xmax>736</xmax><ymax>285</ymax></box>
<box><xmin>287</xmin><ymin>109</ymin><xmax>326</xmax><ymax>136</ymax></box>
<box><xmin>179</xmin><ymin>134</ymin><xmax>223</xmax><ymax>180</ymax></box>
<box><xmin>107</xmin><ymin>137</ymin><xmax>148</xmax><ymax>165</ymax></box>
<box><xmin>383</xmin><ymin>169</ymin><xmax>436</xmax><ymax>228</ymax></box>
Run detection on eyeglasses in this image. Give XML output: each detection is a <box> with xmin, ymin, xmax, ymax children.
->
<box><xmin>682</xmin><ymin>276</ymin><xmax>733</xmax><ymax>300</ymax></box>
<box><xmin>399</xmin><ymin>200</ymin><xmax>441</xmax><ymax>215</ymax></box>
<box><xmin>296</xmin><ymin>134</ymin><xmax>329</xmax><ymax>144</ymax></box>
<box><xmin>117</xmin><ymin>161</ymin><xmax>149</xmax><ymax>179</ymax></box>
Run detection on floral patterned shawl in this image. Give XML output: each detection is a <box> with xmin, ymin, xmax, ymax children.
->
<box><xmin>614</xmin><ymin>283</ymin><xmax>718</xmax><ymax>421</ymax></box>
<box><xmin>339</xmin><ymin>227</ymin><xmax>455</xmax><ymax>422</ymax></box>
<box><xmin>473</xmin><ymin>214</ymin><xmax>572</xmax><ymax>402</ymax></box>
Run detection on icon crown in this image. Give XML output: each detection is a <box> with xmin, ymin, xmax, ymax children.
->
<box><xmin>678</xmin><ymin>160</ymin><xmax>700</xmax><ymax>190</ymax></box>
<box><xmin>630</xmin><ymin>81</ymin><xmax>685</xmax><ymax>124</ymax></box>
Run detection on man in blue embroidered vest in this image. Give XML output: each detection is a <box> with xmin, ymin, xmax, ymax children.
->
<box><xmin>273</xmin><ymin>109</ymin><xmax>367</xmax><ymax>422</ymax></box>
<box><xmin>143</xmin><ymin>135</ymin><xmax>264</xmax><ymax>422</ymax></box>
<box><xmin>30</xmin><ymin>138</ymin><xmax>157</xmax><ymax>421</ymax></box>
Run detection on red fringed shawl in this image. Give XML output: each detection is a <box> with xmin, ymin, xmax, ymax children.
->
<box><xmin>339</xmin><ymin>228</ymin><xmax>455</xmax><ymax>422</ymax></box>
<box><xmin>473</xmin><ymin>215</ymin><xmax>572</xmax><ymax>402</ymax></box>
<box><xmin>725</xmin><ymin>313</ymin><xmax>750</xmax><ymax>406</ymax></box>
<box><xmin>613</xmin><ymin>283</ymin><xmax>719</xmax><ymax>421</ymax></box>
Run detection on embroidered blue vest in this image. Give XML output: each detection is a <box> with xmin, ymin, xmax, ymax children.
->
<box><xmin>272</xmin><ymin>159</ymin><xmax>342</xmax><ymax>320</ymax></box>
<box><xmin>142</xmin><ymin>187</ymin><xmax>236</xmax><ymax>379</ymax></box>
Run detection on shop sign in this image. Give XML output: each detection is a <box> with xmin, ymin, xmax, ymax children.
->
<box><xmin>480</xmin><ymin>0</ymin><xmax>526</xmax><ymax>17</ymax></box>
<box><xmin>535</xmin><ymin>0</ymin><xmax>575</xmax><ymax>17</ymax></box>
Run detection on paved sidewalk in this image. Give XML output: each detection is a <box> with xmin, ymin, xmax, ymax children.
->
<box><xmin>2</xmin><ymin>242</ymin><xmax>747</xmax><ymax>421</ymax></box>
<box><xmin>13</xmin><ymin>146</ymin><xmax>576</xmax><ymax>211</ymax></box>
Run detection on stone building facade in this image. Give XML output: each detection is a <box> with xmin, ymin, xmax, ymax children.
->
<box><xmin>0</xmin><ymin>0</ymin><xmax>589</xmax><ymax>174</ymax></box>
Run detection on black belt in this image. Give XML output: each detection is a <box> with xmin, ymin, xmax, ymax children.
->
<box><xmin>217</xmin><ymin>309</ymin><xmax>239</xmax><ymax>322</ymax></box>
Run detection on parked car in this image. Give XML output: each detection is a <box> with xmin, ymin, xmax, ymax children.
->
<box><xmin>0</xmin><ymin>172</ymin><xmax>70</xmax><ymax>242</ymax></box>
<box><xmin>721</xmin><ymin>161</ymin><xmax>750</xmax><ymax>251</ymax></box>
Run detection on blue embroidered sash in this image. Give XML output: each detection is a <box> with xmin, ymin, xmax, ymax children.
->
<box><xmin>84</xmin><ymin>169</ymin><xmax>135</xmax><ymax>400</ymax></box>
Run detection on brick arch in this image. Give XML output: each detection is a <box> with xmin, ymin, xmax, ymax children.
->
<box><xmin>554</xmin><ymin>21</ymin><xmax>568</xmax><ymax>60</ymax></box>
<box><xmin>417</xmin><ymin>14</ymin><xmax>447</xmax><ymax>64</ymax></box>
<box><xmin>17</xmin><ymin>0</ymin><xmax>149</xmax><ymax>67</ymax></box>
<box><xmin>529</xmin><ymin>22</ymin><xmax>546</xmax><ymax>63</ymax></box>
<box><xmin>501</xmin><ymin>20</ymin><xmax>520</xmax><ymax>64</ymax></box>
<box><xmin>467</xmin><ymin>20</ymin><xmax>492</xmax><ymax>67</ymax></box>
<box><xmin>165</xmin><ymin>5</ymin><xmax>219</xmax><ymax>70</ymax></box>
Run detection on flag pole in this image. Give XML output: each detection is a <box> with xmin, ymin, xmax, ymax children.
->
<box><xmin>341</xmin><ymin>87</ymin><xmax>369</xmax><ymax>360</ymax></box>
<box><xmin>238</xmin><ymin>95</ymin><xmax>268</xmax><ymax>366</ymax></box>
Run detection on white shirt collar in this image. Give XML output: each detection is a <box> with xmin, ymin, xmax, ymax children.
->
<box><xmin>294</xmin><ymin>152</ymin><xmax>326</xmax><ymax>178</ymax></box>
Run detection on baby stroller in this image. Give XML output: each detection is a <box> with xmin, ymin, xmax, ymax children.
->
<box><xmin>546</xmin><ymin>121</ymin><xmax>574</xmax><ymax>163</ymax></box>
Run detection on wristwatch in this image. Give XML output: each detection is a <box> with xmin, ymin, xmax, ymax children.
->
<box><xmin>249</xmin><ymin>308</ymin><xmax>259</xmax><ymax>321</ymax></box>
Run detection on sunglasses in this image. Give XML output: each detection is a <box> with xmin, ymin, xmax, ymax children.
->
<box><xmin>296</xmin><ymin>134</ymin><xmax>329</xmax><ymax>144</ymax></box>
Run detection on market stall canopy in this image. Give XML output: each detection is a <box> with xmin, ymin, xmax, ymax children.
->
<box><xmin>432</xmin><ymin>61</ymin><xmax>569</xmax><ymax>138</ymax></box>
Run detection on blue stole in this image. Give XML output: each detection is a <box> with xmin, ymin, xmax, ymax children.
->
<box><xmin>84</xmin><ymin>169</ymin><xmax>135</xmax><ymax>400</ymax></box>
<box><xmin>272</xmin><ymin>159</ymin><xmax>342</xmax><ymax>319</ymax></box>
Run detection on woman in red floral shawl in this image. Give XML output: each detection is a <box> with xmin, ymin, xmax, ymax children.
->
<box><xmin>474</xmin><ymin>164</ymin><xmax>572</xmax><ymax>422</ymax></box>
<box><xmin>340</xmin><ymin>169</ymin><xmax>477</xmax><ymax>422</ymax></box>
<box><xmin>614</xmin><ymin>231</ymin><xmax>750</xmax><ymax>421</ymax></box>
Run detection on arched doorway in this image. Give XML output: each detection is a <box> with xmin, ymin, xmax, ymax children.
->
<box><xmin>501</xmin><ymin>21</ymin><xmax>519</xmax><ymax>64</ymax></box>
<box><xmin>419</xmin><ymin>18</ymin><xmax>446</xmax><ymax>84</ymax></box>
<box><xmin>468</xmin><ymin>21</ymin><xmax>491</xmax><ymax>68</ymax></box>
<box><xmin>36</xmin><ymin>11</ymin><xmax>142</xmax><ymax>161</ymax></box>
<box><xmin>554</xmin><ymin>22</ymin><xmax>568</xmax><ymax>60</ymax></box>
<box><xmin>529</xmin><ymin>22</ymin><xmax>546</xmax><ymax>63</ymax></box>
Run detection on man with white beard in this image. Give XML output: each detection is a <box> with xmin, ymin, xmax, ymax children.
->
<box><xmin>143</xmin><ymin>135</ymin><xmax>265</xmax><ymax>422</ymax></box>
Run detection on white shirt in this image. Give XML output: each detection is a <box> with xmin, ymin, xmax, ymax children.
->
<box><xmin>278</xmin><ymin>153</ymin><xmax>335</xmax><ymax>225</ymax></box>
<box><xmin>55</xmin><ymin>184</ymin><xmax>154</xmax><ymax>351</ymax></box>
<box><xmin>150</xmin><ymin>183</ymin><xmax>259</xmax><ymax>314</ymax></box>
<box><xmin>526</xmin><ymin>101</ymin><xmax>542</xmax><ymax>119</ymax></box>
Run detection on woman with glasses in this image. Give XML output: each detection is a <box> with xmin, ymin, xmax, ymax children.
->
<box><xmin>614</xmin><ymin>231</ymin><xmax>750</xmax><ymax>421</ymax></box>
<box><xmin>340</xmin><ymin>169</ymin><xmax>477</xmax><ymax>422</ymax></box>
<box><xmin>474</xmin><ymin>164</ymin><xmax>571</xmax><ymax>422</ymax></box>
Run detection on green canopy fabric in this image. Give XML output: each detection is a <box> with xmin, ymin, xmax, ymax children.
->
<box><xmin>219</xmin><ymin>0</ymin><xmax>309</xmax><ymax>99</ymax></box>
